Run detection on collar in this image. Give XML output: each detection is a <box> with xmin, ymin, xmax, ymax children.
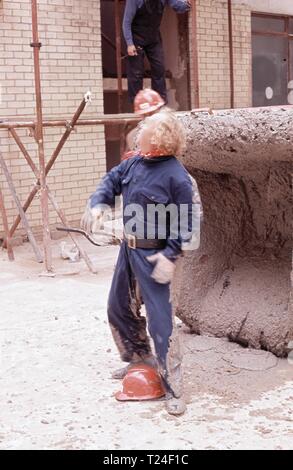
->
<box><xmin>141</xmin><ymin>155</ymin><xmax>175</xmax><ymax>163</ymax></box>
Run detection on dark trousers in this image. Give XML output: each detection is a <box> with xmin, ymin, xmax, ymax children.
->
<box><xmin>107</xmin><ymin>242</ymin><xmax>183</xmax><ymax>397</ymax></box>
<box><xmin>127</xmin><ymin>39</ymin><xmax>167</xmax><ymax>103</ymax></box>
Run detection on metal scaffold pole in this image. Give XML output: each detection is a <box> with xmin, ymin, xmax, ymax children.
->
<box><xmin>31</xmin><ymin>0</ymin><xmax>53</xmax><ymax>272</ymax></box>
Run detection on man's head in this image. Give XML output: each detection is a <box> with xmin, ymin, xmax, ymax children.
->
<box><xmin>134</xmin><ymin>88</ymin><xmax>165</xmax><ymax>116</ymax></box>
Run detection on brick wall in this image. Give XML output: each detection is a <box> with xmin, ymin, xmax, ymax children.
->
<box><xmin>0</xmin><ymin>0</ymin><xmax>105</xmax><ymax>241</ymax></box>
<box><xmin>189</xmin><ymin>0</ymin><xmax>252</xmax><ymax>109</ymax></box>
<box><xmin>0</xmin><ymin>0</ymin><xmax>260</xmax><ymax>244</ymax></box>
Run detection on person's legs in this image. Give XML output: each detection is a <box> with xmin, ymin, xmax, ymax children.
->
<box><xmin>144</xmin><ymin>39</ymin><xmax>167</xmax><ymax>103</ymax></box>
<box><xmin>126</xmin><ymin>49</ymin><xmax>145</xmax><ymax>103</ymax></box>
<box><xmin>107</xmin><ymin>243</ymin><xmax>153</xmax><ymax>374</ymax></box>
<box><xmin>129</xmin><ymin>248</ymin><xmax>184</xmax><ymax>412</ymax></box>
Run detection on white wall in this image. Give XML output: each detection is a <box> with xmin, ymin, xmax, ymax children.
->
<box><xmin>233</xmin><ymin>0</ymin><xmax>293</xmax><ymax>15</ymax></box>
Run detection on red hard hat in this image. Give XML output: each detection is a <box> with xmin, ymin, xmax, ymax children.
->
<box><xmin>115</xmin><ymin>363</ymin><xmax>166</xmax><ymax>401</ymax></box>
<box><xmin>134</xmin><ymin>89</ymin><xmax>165</xmax><ymax>115</ymax></box>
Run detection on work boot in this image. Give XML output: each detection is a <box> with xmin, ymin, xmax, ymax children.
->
<box><xmin>165</xmin><ymin>395</ymin><xmax>187</xmax><ymax>416</ymax></box>
<box><xmin>111</xmin><ymin>363</ymin><xmax>133</xmax><ymax>380</ymax></box>
<box><xmin>111</xmin><ymin>356</ymin><xmax>157</xmax><ymax>380</ymax></box>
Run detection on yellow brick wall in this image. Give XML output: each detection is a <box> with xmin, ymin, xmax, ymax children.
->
<box><xmin>189</xmin><ymin>0</ymin><xmax>252</xmax><ymax>109</ymax></box>
<box><xmin>0</xmin><ymin>0</ymin><xmax>106</xmax><ymax>241</ymax></box>
<box><xmin>0</xmin><ymin>0</ymin><xmax>255</xmax><ymax>243</ymax></box>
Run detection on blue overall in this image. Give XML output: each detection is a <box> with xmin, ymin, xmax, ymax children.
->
<box><xmin>90</xmin><ymin>155</ymin><xmax>195</xmax><ymax>397</ymax></box>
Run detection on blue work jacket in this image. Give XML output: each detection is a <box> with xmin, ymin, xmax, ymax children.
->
<box><xmin>90</xmin><ymin>155</ymin><xmax>197</xmax><ymax>260</ymax></box>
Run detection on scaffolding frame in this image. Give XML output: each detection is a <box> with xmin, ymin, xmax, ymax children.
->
<box><xmin>0</xmin><ymin>0</ymin><xmax>232</xmax><ymax>271</ymax></box>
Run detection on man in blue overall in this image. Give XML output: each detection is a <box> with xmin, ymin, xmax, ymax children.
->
<box><xmin>81</xmin><ymin>110</ymin><xmax>200</xmax><ymax>415</ymax></box>
<box><xmin>123</xmin><ymin>0</ymin><xmax>191</xmax><ymax>103</ymax></box>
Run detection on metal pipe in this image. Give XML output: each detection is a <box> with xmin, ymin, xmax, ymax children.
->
<box><xmin>0</xmin><ymin>187</ymin><xmax>14</xmax><ymax>261</ymax></box>
<box><xmin>0</xmin><ymin>151</ymin><xmax>43</xmax><ymax>263</ymax></box>
<box><xmin>56</xmin><ymin>226</ymin><xmax>107</xmax><ymax>247</ymax></box>
<box><xmin>0</xmin><ymin>116</ymin><xmax>140</xmax><ymax>130</ymax></box>
<box><xmin>7</xmin><ymin>127</ymin><xmax>97</xmax><ymax>273</ymax></box>
<box><xmin>6</xmin><ymin>95</ymin><xmax>89</xmax><ymax>241</ymax></box>
<box><xmin>102</xmin><ymin>32</ymin><xmax>125</xmax><ymax>58</ymax></box>
<box><xmin>9</xmin><ymin>128</ymin><xmax>39</xmax><ymax>175</ymax></box>
<box><xmin>114</xmin><ymin>0</ymin><xmax>123</xmax><ymax>114</ymax></box>
<box><xmin>4</xmin><ymin>185</ymin><xmax>39</xmax><ymax>247</ymax></box>
<box><xmin>285</xmin><ymin>17</ymin><xmax>291</xmax><ymax>87</ymax></box>
<box><xmin>31</xmin><ymin>0</ymin><xmax>52</xmax><ymax>271</ymax></box>
<box><xmin>228</xmin><ymin>0</ymin><xmax>235</xmax><ymax>108</ymax></box>
<box><xmin>191</xmin><ymin>0</ymin><xmax>200</xmax><ymax>108</ymax></box>
<box><xmin>1</xmin><ymin>104</ymin><xmax>293</xmax><ymax>133</ymax></box>
<box><xmin>46</xmin><ymin>96</ymin><xmax>89</xmax><ymax>176</ymax></box>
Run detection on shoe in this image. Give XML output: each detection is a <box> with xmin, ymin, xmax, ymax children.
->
<box><xmin>111</xmin><ymin>356</ymin><xmax>157</xmax><ymax>380</ymax></box>
<box><xmin>112</xmin><ymin>364</ymin><xmax>133</xmax><ymax>380</ymax></box>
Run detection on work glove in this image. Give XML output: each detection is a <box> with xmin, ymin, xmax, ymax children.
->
<box><xmin>147</xmin><ymin>253</ymin><xmax>176</xmax><ymax>284</ymax></box>
<box><xmin>80</xmin><ymin>202</ymin><xmax>104</xmax><ymax>234</ymax></box>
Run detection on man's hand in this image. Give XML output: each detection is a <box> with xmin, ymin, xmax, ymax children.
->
<box><xmin>147</xmin><ymin>253</ymin><xmax>176</xmax><ymax>284</ymax></box>
<box><xmin>80</xmin><ymin>203</ymin><xmax>104</xmax><ymax>234</ymax></box>
<box><xmin>128</xmin><ymin>45</ymin><xmax>138</xmax><ymax>56</ymax></box>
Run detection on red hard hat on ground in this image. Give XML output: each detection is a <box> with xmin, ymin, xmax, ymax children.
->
<box><xmin>115</xmin><ymin>363</ymin><xmax>166</xmax><ymax>401</ymax></box>
<box><xmin>134</xmin><ymin>89</ymin><xmax>165</xmax><ymax>115</ymax></box>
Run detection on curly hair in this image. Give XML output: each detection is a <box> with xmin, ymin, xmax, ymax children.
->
<box><xmin>143</xmin><ymin>108</ymin><xmax>186</xmax><ymax>156</ymax></box>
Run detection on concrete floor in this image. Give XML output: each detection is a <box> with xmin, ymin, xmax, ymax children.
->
<box><xmin>0</xmin><ymin>237</ymin><xmax>292</xmax><ymax>450</ymax></box>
